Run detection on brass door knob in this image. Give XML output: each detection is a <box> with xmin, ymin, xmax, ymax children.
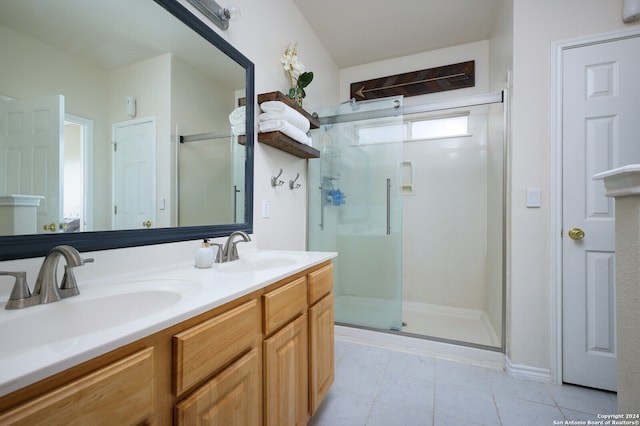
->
<box><xmin>568</xmin><ymin>227</ymin><xmax>585</xmax><ymax>240</ymax></box>
<box><xmin>143</xmin><ymin>220</ymin><xmax>152</xmax><ymax>228</ymax></box>
<box><xmin>43</xmin><ymin>223</ymin><xmax>56</xmax><ymax>232</ymax></box>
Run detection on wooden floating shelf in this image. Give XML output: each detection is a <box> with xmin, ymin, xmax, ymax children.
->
<box><xmin>258</xmin><ymin>131</ymin><xmax>320</xmax><ymax>159</ymax></box>
<box><xmin>257</xmin><ymin>91</ymin><xmax>321</xmax><ymax>159</ymax></box>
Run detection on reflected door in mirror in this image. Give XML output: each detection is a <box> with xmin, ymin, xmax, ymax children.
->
<box><xmin>0</xmin><ymin>95</ymin><xmax>64</xmax><ymax>235</ymax></box>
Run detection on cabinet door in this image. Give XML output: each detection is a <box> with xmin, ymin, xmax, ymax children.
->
<box><xmin>263</xmin><ymin>313</ymin><xmax>309</xmax><ymax>426</ymax></box>
<box><xmin>175</xmin><ymin>348</ymin><xmax>261</xmax><ymax>426</ymax></box>
<box><xmin>309</xmin><ymin>292</ymin><xmax>335</xmax><ymax>414</ymax></box>
<box><xmin>0</xmin><ymin>348</ymin><xmax>154</xmax><ymax>426</ymax></box>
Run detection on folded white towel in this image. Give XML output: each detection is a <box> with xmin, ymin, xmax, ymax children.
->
<box><xmin>259</xmin><ymin>119</ymin><xmax>312</xmax><ymax>146</ymax></box>
<box><xmin>229</xmin><ymin>106</ymin><xmax>245</xmax><ymax>126</ymax></box>
<box><xmin>231</xmin><ymin>124</ymin><xmax>245</xmax><ymax>136</ymax></box>
<box><xmin>259</xmin><ymin>101</ymin><xmax>310</xmax><ymax>132</ymax></box>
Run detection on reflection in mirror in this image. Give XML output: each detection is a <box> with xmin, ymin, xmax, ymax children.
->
<box><xmin>0</xmin><ymin>0</ymin><xmax>254</xmax><ymax>260</ymax></box>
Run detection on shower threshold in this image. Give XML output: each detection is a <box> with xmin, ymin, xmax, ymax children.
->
<box><xmin>333</xmin><ymin>295</ymin><xmax>502</xmax><ymax>352</ymax></box>
<box><xmin>402</xmin><ymin>301</ymin><xmax>500</xmax><ymax>347</ymax></box>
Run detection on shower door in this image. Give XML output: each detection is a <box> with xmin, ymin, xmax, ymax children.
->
<box><xmin>309</xmin><ymin>97</ymin><xmax>404</xmax><ymax>331</ymax></box>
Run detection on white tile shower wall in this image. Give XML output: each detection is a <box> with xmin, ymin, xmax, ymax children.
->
<box><xmin>401</xmin><ymin>129</ymin><xmax>488</xmax><ymax>311</ymax></box>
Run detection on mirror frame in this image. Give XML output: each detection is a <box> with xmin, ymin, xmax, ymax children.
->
<box><xmin>0</xmin><ymin>0</ymin><xmax>254</xmax><ymax>261</ymax></box>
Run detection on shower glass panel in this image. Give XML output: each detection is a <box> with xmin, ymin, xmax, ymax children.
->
<box><xmin>309</xmin><ymin>97</ymin><xmax>404</xmax><ymax>331</ymax></box>
<box><xmin>400</xmin><ymin>101</ymin><xmax>505</xmax><ymax>349</ymax></box>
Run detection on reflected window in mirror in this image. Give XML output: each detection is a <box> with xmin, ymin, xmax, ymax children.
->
<box><xmin>0</xmin><ymin>0</ymin><xmax>254</xmax><ymax>260</ymax></box>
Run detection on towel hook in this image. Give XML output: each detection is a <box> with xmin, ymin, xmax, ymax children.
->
<box><xmin>271</xmin><ymin>169</ymin><xmax>284</xmax><ymax>187</ymax></box>
<box><xmin>289</xmin><ymin>173</ymin><xmax>301</xmax><ymax>190</ymax></box>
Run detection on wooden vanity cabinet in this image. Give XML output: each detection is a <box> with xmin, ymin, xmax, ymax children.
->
<box><xmin>262</xmin><ymin>262</ymin><xmax>335</xmax><ymax>425</ymax></box>
<box><xmin>0</xmin><ymin>260</ymin><xmax>335</xmax><ymax>426</ymax></box>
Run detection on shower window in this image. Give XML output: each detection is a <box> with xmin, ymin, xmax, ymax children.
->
<box><xmin>357</xmin><ymin>123</ymin><xmax>407</xmax><ymax>145</ymax></box>
<box><xmin>408</xmin><ymin>113</ymin><xmax>469</xmax><ymax>140</ymax></box>
<box><xmin>357</xmin><ymin>114</ymin><xmax>470</xmax><ymax>145</ymax></box>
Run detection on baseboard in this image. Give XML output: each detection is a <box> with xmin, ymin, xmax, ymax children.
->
<box><xmin>505</xmin><ymin>356</ymin><xmax>553</xmax><ymax>383</ymax></box>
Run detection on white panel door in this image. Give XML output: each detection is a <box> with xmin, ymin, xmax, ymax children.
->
<box><xmin>562</xmin><ymin>34</ymin><xmax>640</xmax><ymax>391</ymax></box>
<box><xmin>112</xmin><ymin>118</ymin><xmax>156</xmax><ymax>230</ymax></box>
<box><xmin>0</xmin><ymin>95</ymin><xmax>64</xmax><ymax>233</ymax></box>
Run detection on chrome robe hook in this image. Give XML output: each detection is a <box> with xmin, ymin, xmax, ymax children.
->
<box><xmin>289</xmin><ymin>173</ymin><xmax>301</xmax><ymax>190</ymax></box>
<box><xmin>271</xmin><ymin>169</ymin><xmax>284</xmax><ymax>187</ymax></box>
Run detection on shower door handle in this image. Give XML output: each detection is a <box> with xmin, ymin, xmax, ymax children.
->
<box><xmin>319</xmin><ymin>186</ymin><xmax>325</xmax><ymax>231</ymax></box>
<box><xmin>386</xmin><ymin>178</ymin><xmax>391</xmax><ymax>235</ymax></box>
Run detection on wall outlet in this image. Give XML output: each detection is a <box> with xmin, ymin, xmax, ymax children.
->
<box><xmin>526</xmin><ymin>188</ymin><xmax>541</xmax><ymax>208</ymax></box>
<box><xmin>261</xmin><ymin>199</ymin><xmax>271</xmax><ymax>218</ymax></box>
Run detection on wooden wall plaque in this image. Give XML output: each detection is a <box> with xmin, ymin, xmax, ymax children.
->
<box><xmin>350</xmin><ymin>60</ymin><xmax>475</xmax><ymax>101</ymax></box>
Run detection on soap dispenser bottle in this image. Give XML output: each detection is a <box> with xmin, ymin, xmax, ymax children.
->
<box><xmin>195</xmin><ymin>239</ymin><xmax>214</xmax><ymax>268</ymax></box>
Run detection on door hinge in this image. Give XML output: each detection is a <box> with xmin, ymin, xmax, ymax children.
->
<box><xmin>114</xmin><ymin>205</ymin><xmax>118</xmax><ymax>215</ymax></box>
<box><xmin>112</xmin><ymin>142</ymin><xmax>117</xmax><ymax>152</ymax></box>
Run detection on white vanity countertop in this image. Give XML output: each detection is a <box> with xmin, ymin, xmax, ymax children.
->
<box><xmin>0</xmin><ymin>249</ymin><xmax>337</xmax><ymax>397</ymax></box>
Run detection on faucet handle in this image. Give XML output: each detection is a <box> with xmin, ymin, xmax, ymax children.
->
<box><xmin>59</xmin><ymin>257</ymin><xmax>93</xmax><ymax>297</ymax></box>
<box><xmin>229</xmin><ymin>240</ymin><xmax>247</xmax><ymax>262</ymax></box>
<box><xmin>211</xmin><ymin>243</ymin><xmax>224</xmax><ymax>263</ymax></box>
<box><xmin>1</xmin><ymin>271</ymin><xmax>30</xmax><ymax>299</ymax></box>
<box><xmin>59</xmin><ymin>266</ymin><xmax>80</xmax><ymax>297</ymax></box>
<box><xmin>0</xmin><ymin>271</ymin><xmax>34</xmax><ymax>309</ymax></box>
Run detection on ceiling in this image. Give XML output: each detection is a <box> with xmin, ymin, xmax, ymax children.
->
<box><xmin>292</xmin><ymin>0</ymin><xmax>503</xmax><ymax>68</ymax></box>
<box><xmin>0</xmin><ymin>0</ymin><xmax>245</xmax><ymax>88</ymax></box>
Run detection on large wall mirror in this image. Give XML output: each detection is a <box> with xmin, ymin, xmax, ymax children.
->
<box><xmin>0</xmin><ymin>0</ymin><xmax>254</xmax><ymax>260</ymax></box>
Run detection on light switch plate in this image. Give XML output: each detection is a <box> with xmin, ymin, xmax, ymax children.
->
<box><xmin>526</xmin><ymin>188</ymin><xmax>541</xmax><ymax>208</ymax></box>
<box><xmin>261</xmin><ymin>199</ymin><xmax>271</xmax><ymax>218</ymax></box>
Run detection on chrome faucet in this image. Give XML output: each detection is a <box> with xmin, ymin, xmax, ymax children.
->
<box><xmin>216</xmin><ymin>231</ymin><xmax>251</xmax><ymax>263</ymax></box>
<box><xmin>1</xmin><ymin>245</ymin><xmax>93</xmax><ymax>309</ymax></box>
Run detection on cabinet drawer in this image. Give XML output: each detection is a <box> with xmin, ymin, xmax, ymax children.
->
<box><xmin>175</xmin><ymin>348</ymin><xmax>261</xmax><ymax>426</ymax></box>
<box><xmin>173</xmin><ymin>299</ymin><xmax>259</xmax><ymax>396</ymax></box>
<box><xmin>308</xmin><ymin>263</ymin><xmax>334</xmax><ymax>305</ymax></box>
<box><xmin>263</xmin><ymin>276</ymin><xmax>307</xmax><ymax>335</ymax></box>
<box><xmin>0</xmin><ymin>348</ymin><xmax>154</xmax><ymax>426</ymax></box>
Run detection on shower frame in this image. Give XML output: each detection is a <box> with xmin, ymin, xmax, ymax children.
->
<box><xmin>310</xmin><ymin>90</ymin><xmax>508</xmax><ymax>352</ymax></box>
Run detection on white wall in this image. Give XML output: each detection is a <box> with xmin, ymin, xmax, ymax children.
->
<box><xmin>180</xmin><ymin>0</ymin><xmax>340</xmax><ymax>250</ymax></box>
<box><xmin>509</xmin><ymin>1</ymin><xmax>640</xmax><ymax>373</ymax></box>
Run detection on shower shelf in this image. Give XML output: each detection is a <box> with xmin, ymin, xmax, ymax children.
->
<box><xmin>257</xmin><ymin>91</ymin><xmax>321</xmax><ymax>159</ymax></box>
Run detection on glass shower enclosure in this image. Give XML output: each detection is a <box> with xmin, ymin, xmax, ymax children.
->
<box><xmin>308</xmin><ymin>97</ymin><xmax>404</xmax><ymax>331</ymax></box>
<box><xmin>309</xmin><ymin>92</ymin><xmax>506</xmax><ymax>350</ymax></box>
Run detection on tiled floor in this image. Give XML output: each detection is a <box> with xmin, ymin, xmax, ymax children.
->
<box><xmin>310</xmin><ymin>338</ymin><xmax>617</xmax><ymax>426</ymax></box>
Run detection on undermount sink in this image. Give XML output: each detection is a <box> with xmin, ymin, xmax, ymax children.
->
<box><xmin>215</xmin><ymin>255</ymin><xmax>298</xmax><ymax>273</ymax></box>
<box><xmin>0</xmin><ymin>279</ymin><xmax>199</xmax><ymax>354</ymax></box>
